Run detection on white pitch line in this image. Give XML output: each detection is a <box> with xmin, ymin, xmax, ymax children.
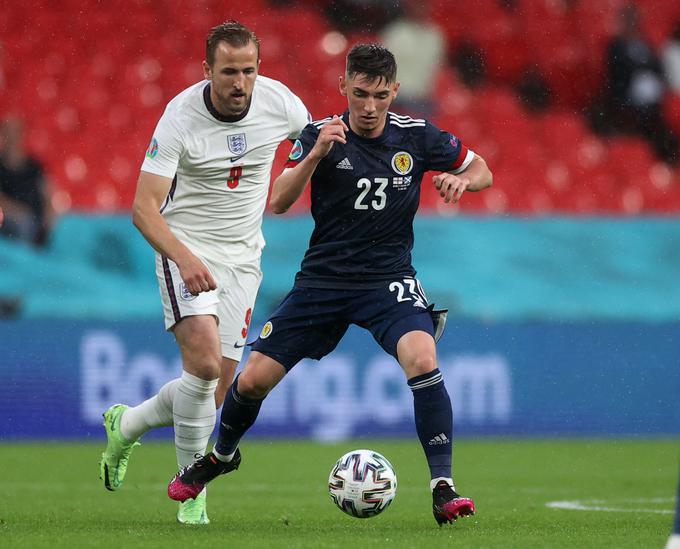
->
<box><xmin>547</xmin><ymin>498</ymin><xmax>675</xmax><ymax>514</ymax></box>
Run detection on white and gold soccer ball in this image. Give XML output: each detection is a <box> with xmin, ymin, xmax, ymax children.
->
<box><xmin>328</xmin><ymin>449</ymin><xmax>397</xmax><ymax>518</ymax></box>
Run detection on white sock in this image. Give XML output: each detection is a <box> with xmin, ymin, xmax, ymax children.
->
<box><xmin>120</xmin><ymin>378</ymin><xmax>180</xmax><ymax>441</ymax></box>
<box><xmin>666</xmin><ymin>534</ymin><xmax>680</xmax><ymax>549</ymax></box>
<box><xmin>173</xmin><ymin>371</ymin><xmax>218</xmax><ymax>467</ymax></box>
<box><xmin>430</xmin><ymin>477</ymin><xmax>455</xmax><ymax>492</ymax></box>
<box><xmin>212</xmin><ymin>445</ymin><xmax>237</xmax><ymax>463</ymax></box>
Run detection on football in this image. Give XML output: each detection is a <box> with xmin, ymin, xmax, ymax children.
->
<box><xmin>328</xmin><ymin>449</ymin><xmax>397</xmax><ymax>518</ymax></box>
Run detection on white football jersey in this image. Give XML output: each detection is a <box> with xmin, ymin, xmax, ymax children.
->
<box><xmin>141</xmin><ymin>76</ymin><xmax>310</xmax><ymax>264</ymax></box>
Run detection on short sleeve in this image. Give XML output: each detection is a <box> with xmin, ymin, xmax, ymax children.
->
<box><xmin>285</xmin><ymin>90</ymin><xmax>312</xmax><ymax>140</ymax></box>
<box><xmin>283</xmin><ymin>124</ymin><xmax>320</xmax><ymax>169</ymax></box>
<box><xmin>140</xmin><ymin>108</ymin><xmax>184</xmax><ymax>178</ymax></box>
<box><xmin>424</xmin><ymin>121</ymin><xmax>473</xmax><ymax>174</ymax></box>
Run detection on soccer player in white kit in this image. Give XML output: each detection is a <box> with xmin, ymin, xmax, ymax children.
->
<box><xmin>98</xmin><ymin>21</ymin><xmax>310</xmax><ymax>524</ymax></box>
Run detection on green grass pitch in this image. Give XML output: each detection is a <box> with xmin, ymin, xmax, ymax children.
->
<box><xmin>1</xmin><ymin>439</ymin><xmax>677</xmax><ymax>548</ymax></box>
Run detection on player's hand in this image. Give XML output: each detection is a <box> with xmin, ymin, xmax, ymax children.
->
<box><xmin>176</xmin><ymin>252</ymin><xmax>217</xmax><ymax>295</ymax></box>
<box><xmin>432</xmin><ymin>173</ymin><xmax>471</xmax><ymax>204</ymax></box>
<box><xmin>310</xmin><ymin>115</ymin><xmax>348</xmax><ymax>159</ymax></box>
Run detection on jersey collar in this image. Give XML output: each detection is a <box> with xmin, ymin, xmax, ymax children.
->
<box><xmin>203</xmin><ymin>82</ymin><xmax>252</xmax><ymax>123</ymax></box>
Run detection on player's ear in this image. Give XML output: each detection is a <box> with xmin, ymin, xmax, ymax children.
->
<box><xmin>392</xmin><ymin>81</ymin><xmax>400</xmax><ymax>99</ymax></box>
<box><xmin>339</xmin><ymin>75</ymin><xmax>347</xmax><ymax>97</ymax></box>
<box><xmin>202</xmin><ymin>60</ymin><xmax>212</xmax><ymax>81</ymax></box>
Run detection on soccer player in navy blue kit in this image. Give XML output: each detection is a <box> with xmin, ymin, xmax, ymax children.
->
<box><xmin>168</xmin><ymin>43</ymin><xmax>493</xmax><ymax>525</ymax></box>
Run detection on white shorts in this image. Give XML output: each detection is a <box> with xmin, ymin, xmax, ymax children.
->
<box><xmin>155</xmin><ymin>254</ymin><xmax>263</xmax><ymax>361</ymax></box>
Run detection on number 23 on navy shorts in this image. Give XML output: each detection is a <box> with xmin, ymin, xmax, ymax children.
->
<box><xmin>251</xmin><ymin>277</ymin><xmax>440</xmax><ymax>370</ymax></box>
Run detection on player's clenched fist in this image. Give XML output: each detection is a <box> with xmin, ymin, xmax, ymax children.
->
<box><xmin>310</xmin><ymin>115</ymin><xmax>349</xmax><ymax>159</ymax></box>
<box><xmin>432</xmin><ymin>173</ymin><xmax>471</xmax><ymax>204</ymax></box>
<box><xmin>177</xmin><ymin>252</ymin><xmax>217</xmax><ymax>295</ymax></box>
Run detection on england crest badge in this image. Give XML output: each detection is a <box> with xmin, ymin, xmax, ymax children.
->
<box><xmin>227</xmin><ymin>133</ymin><xmax>247</xmax><ymax>156</ymax></box>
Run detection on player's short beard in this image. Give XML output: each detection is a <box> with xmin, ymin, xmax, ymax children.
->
<box><xmin>215</xmin><ymin>87</ymin><xmax>250</xmax><ymax>116</ymax></box>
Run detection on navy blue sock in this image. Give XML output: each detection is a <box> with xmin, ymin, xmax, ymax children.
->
<box><xmin>408</xmin><ymin>368</ymin><xmax>453</xmax><ymax>480</ymax></box>
<box><xmin>214</xmin><ymin>374</ymin><xmax>263</xmax><ymax>457</ymax></box>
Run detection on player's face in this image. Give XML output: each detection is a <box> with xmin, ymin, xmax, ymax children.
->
<box><xmin>340</xmin><ymin>74</ymin><xmax>399</xmax><ymax>138</ymax></box>
<box><xmin>203</xmin><ymin>41</ymin><xmax>260</xmax><ymax>116</ymax></box>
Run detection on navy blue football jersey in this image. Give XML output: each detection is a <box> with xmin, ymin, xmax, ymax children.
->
<box><xmin>284</xmin><ymin>111</ymin><xmax>471</xmax><ymax>289</ymax></box>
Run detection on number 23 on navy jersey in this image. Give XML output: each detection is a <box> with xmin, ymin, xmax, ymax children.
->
<box><xmin>284</xmin><ymin>111</ymin><xmax>473</xmax><ymax>289</ymax></box>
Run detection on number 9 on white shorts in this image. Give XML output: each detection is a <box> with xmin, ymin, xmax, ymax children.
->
<box><xmin>155</xmin><ymin>253</ymin><xmax>262</xmax><ymax>360</ymax></box>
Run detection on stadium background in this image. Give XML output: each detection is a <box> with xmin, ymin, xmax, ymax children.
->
<box><xmin>1</xmin><ymin>0</ymin><xmax>679</xmax><ymax>443</ymax></box>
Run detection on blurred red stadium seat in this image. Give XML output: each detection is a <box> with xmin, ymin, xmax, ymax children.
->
<box><xmin>2</xmin><ymin>0</ymin><xmax>678</xmax><ymax>214</ymax></box>
<box><xmin>664</xmin><ymin>94</ymin><xmax>680</xmax><ymax>141</ymax></box>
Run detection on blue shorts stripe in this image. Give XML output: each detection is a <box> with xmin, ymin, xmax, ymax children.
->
<box><xmin>162</xmin><ymin>256</ymin><xmax>181</xmax><ymax>323</ymax></box>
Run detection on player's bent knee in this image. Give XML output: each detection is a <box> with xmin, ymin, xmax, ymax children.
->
<box><xmin>237</xmin><ymin>372</ymin><xmax>274</xmax><ymax>399</ymax></box>
<box><xmin>184</xmin><ymin>355</ymin><xmax>222</xmax><ymax>381</ymax></box>
<box><xmin>237</xmin><ymin>358</ymin><xmax>282</xmax><ymax>399</ymax></box>
<box><xmin>404</xmin><ymin>354</ymin><xmax>437</xmax><ymax>378</ymax></box>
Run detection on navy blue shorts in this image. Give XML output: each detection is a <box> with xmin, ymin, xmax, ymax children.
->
<box><xmin>250</xmin><ymin>278</ymin><xmax>437</xmax><ymax>371</ymax></box>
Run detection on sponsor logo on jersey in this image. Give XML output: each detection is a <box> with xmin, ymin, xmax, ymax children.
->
<box><xmin>260</xmin><ymin>321</ymin><xmax>273</xmax><ymax>339</ymax></box>
<box><xmin>392</xmin><ymin>176</ymin><xmax>412</xmax><ymax>190</ymax></box>
<box><xmin>449</xmin><ymin>134</ymin><xmax>459</xmax><ymax>149</ymax></box>
<box><xmin>146</xmin><ymin>137</ymin><xmax>158</xmax><ymax>159</ymax></box>
<box><xmin>289</xmin><ymin>139</ymin><xmax>303</xmax><ymax>161</ymax></box>
<box><xmin>179</xmin><ymin>283</ymin><xmax>197</xmax><ymax>301</ymax></box>
<box><xmin>391</xmin><ymin>151</ymin><xmax>413</xmax><ymax>175</ymax></box>
<box><xmin>336</xmin><ymin>157</ymin><xmax>353</xmax><ymax>170</ymax></box>
<box><xmin>230</xmin><ymin>152</ymin><xmax>247</xmax><ymax>162</ymax></box>
<box><xmin>227</xmin><ymin>133</ymin><xmax>247</xmax><ymax>155</ymax></box>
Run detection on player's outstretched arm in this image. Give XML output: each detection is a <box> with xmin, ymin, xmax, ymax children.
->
<box><xmin>432</xmin><ymin>154</ymin><xmax>493</xmax><ymax>204</ymax></box>
<box><xmin>270</xmin><ymin>116</ymin><xmax>348</xmax><ymax>214</ymax></box>
<box><xmin>132</xmin><ymin>171</ymin><xmax>216</xmax><ymax>295</ymax></box>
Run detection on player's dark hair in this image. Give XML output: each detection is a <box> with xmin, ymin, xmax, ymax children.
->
<box><xmin>206</xmin><ymin>20</ymin><xmax>260</xmax><ymax>65</ymax></box>
<box><xmin>346</xmin><ymin>43</ymin><xmax>397</xmax><ymax>85</ymax></box>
